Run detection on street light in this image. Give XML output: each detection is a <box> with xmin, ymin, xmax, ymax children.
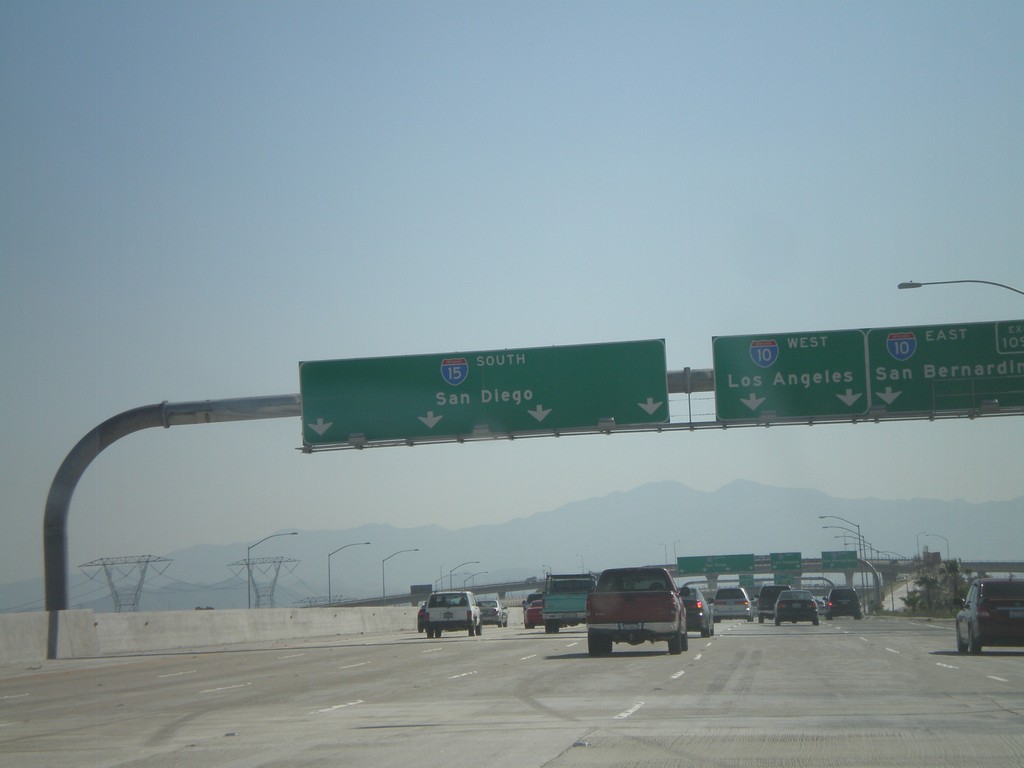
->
<box><xmin>247</xmin><ymin>531</ymin><xmax>298</xmax><ymax>609</ymax></box>
<box><xmin>450</xmin><ymin>560</ymin><xmax>479</xmax><ymax>590</ymax></box>
<box><xmin>463</xmin><ymin>571</ymin><xmax>488</xmax><ymax>587</ymax></box>
<box><xmin>820</xmin><ymin>515</ymin><xmax>865</xmax><ymax>591</ymax></box>
<box><xmin>327</xmin><ymin>541</ymin><xmax>371</xmax><ymax>604</ymax></box>
<box><xmin>922</xmin><ymin>532</ymin><xmax>951</xmax><ymax>561</ymax></box>
<box><xmin>382</xmin><ymin>548</ymin><xmax>419</xmax><ymax>601</ymax></box>
<box><xmin>916</xmin><ymin>531</ymin><xmax>928</xmax><ymax>560</ymax></box>
<box><xmin>833</xmin><ymin>534</ymin><xmax>859</xmax><ymax>549</ymax></box>
<box><xmin>898</xmin><ymin>279</ymin><xmax>1024</xmax><ymax>296</ymax></box>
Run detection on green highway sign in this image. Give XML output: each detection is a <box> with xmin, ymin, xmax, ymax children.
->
<box><xmin>821</xmin><ymin>550</ymin><xmax>858</xmax><ymax>570</ymax></box>
<box><xmin>714</xmin><ymin>319</ymin><xmax>1024</xmax><ymax>421</ymax></box>
<box><xmin>770</xmin><ymin>552</ymin><xmax>802</xmax><ymax>571</ymax></box>
<box><xmin>677</xmin><ymin>554</ymin><xmax>756</xmax><ymax>575</ymax></box>
<box><xmin>867</xmin><ymin>320</ymin><xmax>1024</xmax><ymax>414</ymax></box>
<box><xmin>713</xmin><ymin>329</ymin><xmax>869</xmax><ymax>420</ymax></box>
<box><xmin>299</xmin><ymin>339</ymin><xmax>668</xmax><ymax>447</ymax></box>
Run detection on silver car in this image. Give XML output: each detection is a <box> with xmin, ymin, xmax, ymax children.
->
<box><xmin>712</xmin><ymin>587</ymin><xmax>753</xmax><ymax>622</ymax></box>
<box><xmin>478</xmin><ymin>598</ymin><xmax>509</xmax><ymax>627</ymax></box>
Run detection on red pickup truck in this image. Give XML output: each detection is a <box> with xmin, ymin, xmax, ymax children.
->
<box><xmin>585</xmin><ymin>567</ymin><xmax>687</xmax><ymax>656</ymax></box>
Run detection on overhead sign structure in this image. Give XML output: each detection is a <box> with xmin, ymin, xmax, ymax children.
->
<box><xmin>867</xmin><ymin>320</ymin><xmax>1024</xmax><ymax>414</ymax></box>
<box><xmin>713</xmin><ymin>330</ymin><xmax>869</xmax><ymax>421</ymax></box>
<box><xmin>299</xmin><ymin>339</ymin><xmax>668</xmax><ymax>447</ymax></box>
<box><xmin>677</xmin><ymin>554</ymin><xmax>756</xmax><ymax>575</ymax></box>
<box><xmin>714</xmin><ymin>319</ymin><xmax>1024</xmax><ymax>421</ymax></box>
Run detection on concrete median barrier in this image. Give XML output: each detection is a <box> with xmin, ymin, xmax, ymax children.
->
<box><xmin>0</xmin><ymin>606</ymin><xmax>417</xmax><ymax>664</ymax></box>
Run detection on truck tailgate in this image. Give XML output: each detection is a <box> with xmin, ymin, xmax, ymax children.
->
<box><xmin>588</xmin><ymin>592</ymin><xmax>677</xmax><ymax>624</ymax></box>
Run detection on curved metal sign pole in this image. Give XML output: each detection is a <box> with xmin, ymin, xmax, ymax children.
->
<box><xmin>43</xmin><ymin>395</ymin><xmax>300</xmax><ymax>658</ymax></box>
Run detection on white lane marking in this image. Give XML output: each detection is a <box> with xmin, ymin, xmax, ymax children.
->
<box><xmin>885</xmin><ymin>648</ymin><xmax>901</xmax><ymax>654</ymax></box>
<box><xmin>200</xmin><ymin>683</ymin><xmax>251</xmax><ymax>694</ymax></box>
<box><xmin>421</xmin><ymin>647</ymin><xmax>442</xmax><ymax>654</ymax></box>
<box><xmin>0</xmin><ymin>693</ymin><xmax>29</xmax><ymax>700</ymax></box>
<box><xmin>278</xmin><ymin>653</ymin><xmax>305</xmax><ymax>659</ymax></box>
<box><xmin>158</xmin><ymin>670</ymin><xmax>197</xmax><ymax>678</ymax></box>
<box><xmin>936</xmin><ymin>662</ymin><xmax>959</xmax><ymax>670</ymax></box>
<box><xmin>448</xmin><ymin>671</ymin><xmax>478</xmax><ymax>679</ymax></box>
<box><xmin>339</xmin><ymin>662</ymin><xmax>370</xmax><ymax>670</ymax></box>
<box><xmin>671</xmin><ymin>670</ymin><xmax>686</xmax><ymax>679</ymax></box>
<box><xmin>615</xmin><ymin>701</ymin><xmax>645</xmax><ymax>719</ymax></box>
<box><xmin>987</xmin><ymin>676</ymin><xmax>1009</xmax><ymax>683</ymax></box>
<box><xmin>313</xmin><ymin>700</ymin><xmax>364</xmax><ymax>713</ymax></box>
<box><xmin>693</xmin><ymin>653</ymin><xmax>703</xmax><ymax>661</ymax></box>
<box><xmin>521</xmin><ymin>654</ymin><xmax>537</xmax><ymax>660</ymax></box>
<box><xmin>565</xmin><ymin>642</ymin><xmax>579</xmax><ymax>648</ymax></box>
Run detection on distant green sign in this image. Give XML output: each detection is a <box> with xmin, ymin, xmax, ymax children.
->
<box><xmin>771</xmin><ymin>552</ymin><xmax>802</xmax><ymax>571</ymax></box>
<box><xmin>821</xmin><ymin>550</ymin><xmax>858</xmax><ymax>570</ymax></box>
<box><xmin>300</xmin><ymin>339</ymin><xmax>668</xmax><ymax>446</ymax></box>
<box><xmin>677</xmin><ymin>554</ymin><xmax>756</xmax><ymax>575</ymax></box>
<box><xmin>867</xmin><ymin>320</ymin><xmax>1024</xmax><ymax>414</ymax></box>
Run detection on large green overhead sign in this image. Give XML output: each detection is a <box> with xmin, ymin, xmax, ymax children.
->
<box><xmin>299</xmin><ymin>339</ymin><xmax>668</xmax><ymax>447</ymax></box>
<box><xmin>867</xmin><ymin>320</ymin><xmax>1024</xmax><ymax>414</ymax></box>
<box><xmin>770</xmin><ymin>552</ymin><xmax>802</xmax><ymax>571</ymax></box>
<box><xmin>714</xmin><ymin>320</ymin><xmax>1024</xmax><ymax>421</ymax></box>
<box><xmin>713</xmin><ymin>330</ymin><xmax>869</xmax><ymax>420</ymax></box>
<box><xmin>821</xmin><ymin>550</ymin><xmax>858</xmax><ymax>570</ymax></box>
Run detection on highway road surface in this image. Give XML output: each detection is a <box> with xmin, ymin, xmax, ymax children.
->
<box><xmin>2</xmin><ymin>614</ymin><xmax>1022</xmax><ymax>767</ymax></box>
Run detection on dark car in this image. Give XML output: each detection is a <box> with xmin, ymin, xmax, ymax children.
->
<box><xmin>956</xmin><ymin>578</ymin><xmax>1024</xmax><ymax>654</ymax></box>
<box><xmin>416</xmin><ymin>601</ymin><xmax>427</xmax><ymax>632</ymax></box>
<box><xmin>825</xmin><ymin>587</ymin><xmax>862</xmax><ymax>620</ymax></box>
<box><xmin>680</xmin><ymin>585</ymin><xmax>714</xmax><ymax>637</ymax></box>
<box><xmin>774</xmin><ymin>589</ymin><xmax>819</xmax><ymax>626</ymax></box>
<box><xmin>756</xmin><ymin>584</ymin><xmax>792</xmax><ymax>623</ymax></box>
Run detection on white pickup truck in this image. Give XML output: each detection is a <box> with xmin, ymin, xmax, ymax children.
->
<box><xmin>423</xmin><ymin>590</ymin><xmax>483</xmax><ymax>638</ymax></box>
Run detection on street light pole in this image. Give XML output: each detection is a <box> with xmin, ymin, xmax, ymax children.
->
<box><xmin>922</xmin><ymin>532</ymin><xmax>951</xmax><ymax>561</ymax></box>
<box><xmin>820</xmin><ymin>515</ymin><xmax>865</xmax><ymax>592</ymax></box>
<box><xmin>327</xmin><ymin>541</ymin><xmax>371</xmax><ymax>604</ymax></box>
<box><xmin>463</xmin><ymin>571</ymin><xmax>488</xmax><ymax>587</ymax></box>
<box><xmin>449</xmin><ymin>560</ymin><xmax>479</xmax><ymax>590</ymax></box>
<box><xmin>247</xmin><ymin>531</ymin><xmax>298</xmax><ymax>609</ymax></box>
<box><xmin>381</xmin><ymin>548</ymin><xmax>419</xmax><ymax>602</ymax></box>
<box><xmin>898</xmin><ymin>279</ymin><xmax>1024</xmax><ymax>296</ymax></box>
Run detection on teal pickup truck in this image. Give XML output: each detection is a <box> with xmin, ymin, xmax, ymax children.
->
<box><xmin>541</xmin><ymin>573</ymin><xmax>596</xmax><ymax>633</ymax></box>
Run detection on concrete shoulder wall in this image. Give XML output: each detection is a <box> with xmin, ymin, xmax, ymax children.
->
<box><xmin>0</xmin><ymin>606</ymin><xmax>416</xmax><ymax>665</ymax></box>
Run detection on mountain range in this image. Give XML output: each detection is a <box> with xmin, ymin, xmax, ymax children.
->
<box><xmin>2</xmin><ymin>480</ymin><xmax>1020</xmax><ymax>613</ymax></box>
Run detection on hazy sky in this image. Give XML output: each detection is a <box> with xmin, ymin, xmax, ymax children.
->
<box><xmin>2</xmin><ymin>2</ymin><xmax>1022</xmax><ymax>590</ymax></box>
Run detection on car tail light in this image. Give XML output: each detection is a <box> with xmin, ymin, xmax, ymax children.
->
<box><xmin>977</xmin><ymin>600</ymin><xmax>992</xmax><ymax>619</ymax></box>
<box><xmin>695</xmin><ymin>600</ymin><xmax>703</xmax><ymax>610</ymax></box>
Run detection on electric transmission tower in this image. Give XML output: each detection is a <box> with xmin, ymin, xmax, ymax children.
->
<box><xmin>78</xmin><ymin>555</ymin><xmax>172</xmax><ymax>612</ymax></box>
<box><xmin>228</xmin><ymin>557</ymin><xmax>299</xmax><ymax>608</ymax></box>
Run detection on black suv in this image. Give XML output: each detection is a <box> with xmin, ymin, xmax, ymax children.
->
<box><xmin>825</xmin><ymin>587</ymin><xmax>862</xmax><ymax>619</ymax></box>
<box><xmin>756</xmin><ymin>584</ymin><xmax>792</xmax><ymax>623</ymax></box>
